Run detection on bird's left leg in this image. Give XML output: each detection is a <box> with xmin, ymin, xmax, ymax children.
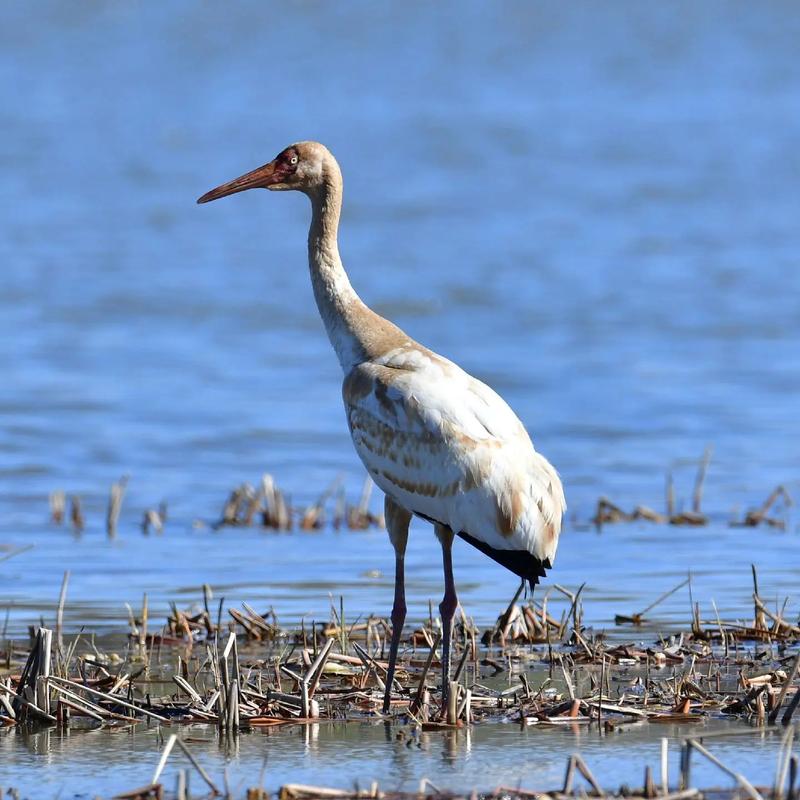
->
<box><xmin>434</xmin><ymin>523</ymin><xmax>457</xmax><ymax>709</ymax></box>
<box><xmin>383</xmin><ymin>496</ymin><xmax>411</xmax><ymax>714</ymax></box>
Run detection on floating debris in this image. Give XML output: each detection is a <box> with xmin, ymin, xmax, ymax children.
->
<box><xmin>593</xmin><ymin>449</ymin><xmax>713</xmax><ymax>528</ymax></box>
<box><xmin>731</xmin><ymin>485</ymin><xmax>794</xmax><ymax>530</ymax></box>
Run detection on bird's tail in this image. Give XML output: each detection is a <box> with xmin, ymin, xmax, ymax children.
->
<box><xmin>456</xmin><ymin>529</ymin><xmax>551</xmax><ymax>585</ymax></box>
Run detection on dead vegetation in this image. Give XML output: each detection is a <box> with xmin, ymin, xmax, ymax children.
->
<box><xmin>3</xmin><ymin>460</ymin><xmax>796</xmax><ymax>798</ymax></box>
<box><xmin>43</xmin><ymin>449</ymin><xmax>794</xmax><ymax>541</ymax></box>
<box><xmin>3</xmin><ymin>568</ymin><xmax>799</xmax><ymax>733</ymax></box>
<box><xmin>1</xmin><ymin>566</ymin><xmax>799</xmax><ymax>798</ymax></box>
<box><xmin>47</xmin><ymin>474</ymin><xmax>383</xmax><ymax>536</ymax></box>
<box><xmin>591</xmin><ymin>448</ymin><xmax>794</xmax><ymax>531</ymax></box>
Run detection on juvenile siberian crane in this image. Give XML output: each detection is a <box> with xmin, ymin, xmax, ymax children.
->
<box><xmin>198</xmin><ymin>141</ymin><xmax>566</xmax><ymax>715</ymax></box>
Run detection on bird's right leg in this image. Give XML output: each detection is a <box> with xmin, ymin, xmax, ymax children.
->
<box><xmin>435</xmin><ymin>523</ymin><xmax>457</xmax><ymax>711</ymax></box>
<box><xmin>382</xmin><ymin>496</ymin><xmax>411</xmax><ymax>714</ymax></box>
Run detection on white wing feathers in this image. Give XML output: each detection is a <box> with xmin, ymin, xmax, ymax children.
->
<box><xmin>342</xmin><ymin>345</ymin><xmax>565</xmax><ymax>567</ymax></box>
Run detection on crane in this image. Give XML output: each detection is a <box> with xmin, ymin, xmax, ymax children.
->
<box><xmin>198</xmin><ymin>141</ymin><xmax>566</xmax><ymax>715</ymax></box>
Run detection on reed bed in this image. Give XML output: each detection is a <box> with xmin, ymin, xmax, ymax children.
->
<box><xmin>1</xmin><ymin>567</ymin><xmax>799</xmax><ymax>798</ymax></box>
<box><xmin>590</xmin><ymin>449</ymin><xmax>793</xmax><ymax>531</ymax></box>
<box><xmin>46</xmin><ymin>473</ymin><xmax>384</xmax><ymax>537</ymax></box>
<box><xmin>41</xmin><ymin>449</ymin><xmax>794</xmax><ymax>540</ymax></box>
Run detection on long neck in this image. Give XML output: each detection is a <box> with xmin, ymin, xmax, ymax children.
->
<box><xmin>306</xmin><ymin>160</ymin><xmax>410</xmax><ymax>372</ymax></box>
<box><xmin>306</xmin><ymin>172</ymin><xmax>367</xmax><ymax>370</ymax></box>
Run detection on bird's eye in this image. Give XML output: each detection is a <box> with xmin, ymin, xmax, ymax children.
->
<box><xmin>290</xmin><ymin>155</ymin><xmax>298</xmax><ymax>165</ymax></box>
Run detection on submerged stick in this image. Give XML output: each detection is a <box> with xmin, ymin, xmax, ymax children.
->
<box><xmin>573</xmin><ymin>754</ymin><xmax>603</xmax><ymax>794</ymax></box>
<box><xmin>687</xmin><ymin>739</ymin><xmax>764</xmax><ymax>800</ymax></box>
<box><xmin>175</xmin><ymin>737</ymin><xmax>221</xmax><ymax>795</ymax></box>
<box><xmin>617</xmin><ymin>577</ymin><xmax>691</xmax><ymax>625</ymax></box>
<box><xmin>0</xmin><ymin>544</ymin><xmax>34</xmax><ymax>563</ymax></box>
<box><xmin>775</xmin><ymin>726</ymin><xmax>796</xmax><ymax>800</ymax></box>
<box><xmin>152</xmin><ymin>736</ymin><xmax>177</xmax><ymax>790</ymax></box>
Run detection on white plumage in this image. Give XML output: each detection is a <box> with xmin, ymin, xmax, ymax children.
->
<box><xmin>198</xmin><ymin>140</ymin><xmax>566</xmax><ymax>717</ymax></box>
<box><xmin>343</xmin><ymin>343</ymin><xmax>564</xmax><ymax>569</ymax></box>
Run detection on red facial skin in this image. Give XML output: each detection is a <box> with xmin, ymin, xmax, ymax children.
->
<box><xmin>197</xmin><ymin>148</ymin><xmax>299</xmax><ymax>204</ymax></box>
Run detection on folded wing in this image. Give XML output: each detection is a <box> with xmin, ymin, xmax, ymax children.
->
<box><xmin>342</xmin><ymin>344</ymin><xmax>565</xmax><ymax>582</ymax></box>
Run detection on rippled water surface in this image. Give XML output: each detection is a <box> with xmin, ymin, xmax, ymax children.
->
<box><xmin>2</xmin><ymin>1</ymin><xmax>799</xmax><ymax>795</ymax></box>
<box><xmin>1</xmin><ymin>719</ymin><xmax>794</xmax><ymax>797</ymax></box>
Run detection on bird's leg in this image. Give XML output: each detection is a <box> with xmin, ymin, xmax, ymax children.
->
<box><xmin>383</xmin><ymin>496</ymin><xmax>411</xmax><ymax>715</ymax></box>
<box><xmin>435</xmin><ymin>523</ymin><xmax>457</xmax><ymax>711</ymax></box>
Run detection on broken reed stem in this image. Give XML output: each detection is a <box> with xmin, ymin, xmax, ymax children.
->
<box><xmin>176</xmin><ymin>769</ymin><xmax>187</xmax><ymax>800</ymax></box>
<box><xmin>775</xmin><ymin>726</ymin><xmax>796</xmax><ymax>800</ymax></box>
<box><xmin>493</xmin><ymin>581</ymin><xmax>525</xmax><ymax>643</ymax></box>
<box><xmin>769</xmin><ymin>653</ymin><xmax>800</xmax><ymax>725</ymax></box>
<box><xmin>687</xmin><ymin>738</ymin><xmax>764</xmax><ymax>800</ymax></box>
<box><xmin>106</xmin><ymin>475</ymin><xmax>129</xmax><ymax>537</ymax></box>
<box><xmin>562</xmin><ymin>754</ymin><xmax>603</xmax><ymax>795</ymax></box>
<box><xmin>175</xmin><ymin>737</ymin><xmax>221</xmax><ymax>795</ymax></box>
<box><xmin>680</xmin><ymin>740</ymin><xmax>692</xmax><ymax>790</ymax></box>
<box><xmin>598</xmin><ymin>654</ymin><xmax>605</xmax><ymax>729</ymax></box>
<box><xmin>306</xmin><ymin>636</ymin><xmax>335</xmax><ymax>699</ymax></box>
<box><xmin>446</xmin><ymin>681</ymin><xmax>458</xmax><ymax>725</ymax></box>
<box><xmin>49</xmin><ymin>676</ymin><xmax>167</xmax><ymax>722</ymax></box>
<box><xmin>70</xmin><ymin>495</ymin><xmax>84</xmax><ymax>532</ymax></box>
<box><xmin>56</xmin><ymin>571</ymin><xmax>69</xmax><ymax>653</ymax></box>
<box><xmin>139</xmin><ymin>593</ymin><xmax>149</xmax><ymax>661</ymax></box>
<box><xmin>638</xmin><ymin>577</ymin><xmax>692</xmax><ymax>619</ymax></box>
<box><xmin>152</xmin><ymin>734</ymin><xmax>177</xmax><ymax>785</ymax></box>
<box><xmin>666</xmin><ymin>471</ymin><xmax>675</xmax><ymax>517</ymax></box>
<box><xmin>410</xmin><ymin>632</ymin><xmax>441</xmax><ymax>715</ymax></box>
<box><xmin>782</xmin><ymin>674</ymin><xmax>800</xmax><ymax>726</ymax></box>
<box><xmin>50</xmin><ymin>490</ymin><xmax>65</xmax><ymax>524</ymax></box>
<box><xmin>752</xmin><ymin>563</ymin><xmax>767</xmax><ymax>630</ymax></box>
<box><xmin>358</xmin><ymin>476</ymin><xmax>373</xmax><ymax>516</ymax></box>
<box><xmin>692</xmin><ymin>446</ymin><xmax>713</xmax><ymax>513</ymax></box>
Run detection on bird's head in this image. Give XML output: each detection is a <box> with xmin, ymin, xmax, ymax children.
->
<box><xmin>197</xmin><ymin>141</ymin><xmax>335</xmax><ymax>204</ymax></box>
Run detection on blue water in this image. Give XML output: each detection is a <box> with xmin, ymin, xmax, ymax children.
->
<box><xmin>1</xmin><ymin>1</ymin><xmax>799</xmax><ymax>795</ymax></box>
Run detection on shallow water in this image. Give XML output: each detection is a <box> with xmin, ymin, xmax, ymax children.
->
<box><xmin>0</xmin><ymin>718</ymin><xmax>794</xmax><ymax>798</ymax></box>
<box><xmin>2</xmin><ymin>0</ymin><xmax>800</xmax><ymax>795</ymax></box>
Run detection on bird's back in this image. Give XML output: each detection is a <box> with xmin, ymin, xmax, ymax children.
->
<box><xmin>342</xmin><ymin>334</ymin><xmax>565</xmax><ymax>584</ymax></box>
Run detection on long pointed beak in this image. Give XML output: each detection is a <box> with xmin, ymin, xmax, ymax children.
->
<box><xmin>197</xmin><ymin>159</ymin><xmax>283</xmax><ymax>204</ymax></box>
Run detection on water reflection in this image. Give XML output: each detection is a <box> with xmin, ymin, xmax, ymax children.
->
<box><xmin>2</xmin><ymin>712</ymin><xmax>796</xmax><ymax>796</ymax></box>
